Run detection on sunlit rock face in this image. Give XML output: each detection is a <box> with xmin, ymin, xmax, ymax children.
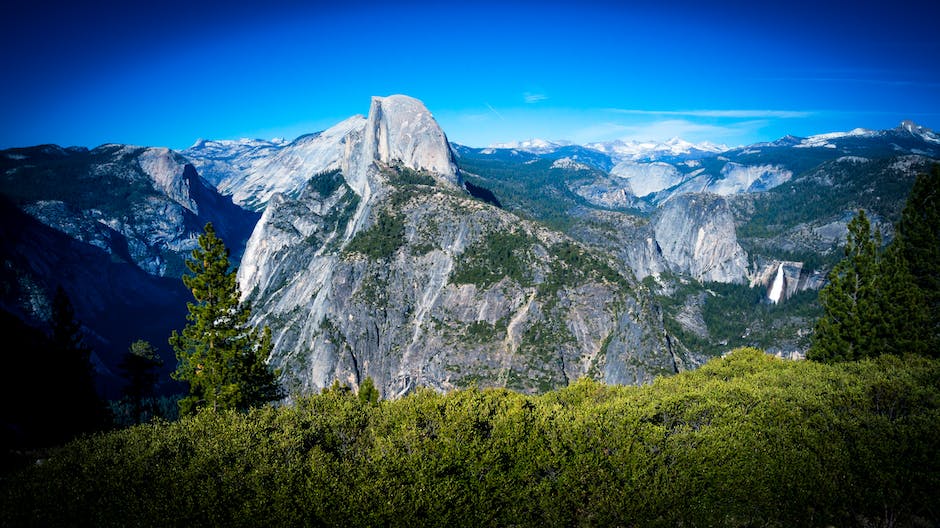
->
<box><xmin>652</xmin><ymin>193</ymin><xmax>748</xmax><ymax>283</ymax></box>
<box><xmin>237</xmin><ymin>96</ymin><xmax>677</xmax><ymax>398</ymax></box>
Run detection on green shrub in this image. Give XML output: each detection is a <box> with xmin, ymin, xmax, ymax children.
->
<box><xmin>4</xmin><ymin>351</ymin><xmax>938</xmax><ymax>527</ymax></box>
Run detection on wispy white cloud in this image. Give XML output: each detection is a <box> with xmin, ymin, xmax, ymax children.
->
<box><xmin>485</xmin><ymin>102</ymin><xmax>505</xmax><ymax>121</ymax></box>
<box><xmin>605</xmin><ymin>108</ymin><xmax>813</xmax><ymax>119</ymax></box>
<box><xmin>523</xmin><ymin>92</ymin><xmax>548</xmax><ymax>104</ymax></box>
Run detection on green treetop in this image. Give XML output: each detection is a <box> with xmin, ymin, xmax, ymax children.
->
<box><xmin>809</xmin><ymin>164</ymin><xmax>940</xmax><ymax>363</ymax></box>
<box><xmin>808</xmin><ymin>210</ymin><xmax>882</xmax><ymax>362</ymax></box>
<box><xmin>169</xmin><ymin>223</ymin><xmax>281</xmax><ymax>414</ymax></box>
<box><xmin>119</xmin><ymin>340</ymin><xmax>163</xmax><ymax>423</ymax></box>
<box><xmin>891</xmin><ymin>165</ymin><xmax>940</xmax><ymax>353</ymax></box>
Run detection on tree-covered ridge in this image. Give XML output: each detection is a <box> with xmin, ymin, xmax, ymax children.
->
<box><xmin>4</xmin><ymin>349</ymin><xmax>937</xmax><ymax>527</ymax></box>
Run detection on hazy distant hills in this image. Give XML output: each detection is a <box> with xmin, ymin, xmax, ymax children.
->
<box><xmin>2</xmin><ymin>96</ymin><xmax>938</xmax><ymax>397</ymax></box>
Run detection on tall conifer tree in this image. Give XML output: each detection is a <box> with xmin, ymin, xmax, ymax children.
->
<box><xmin>49</xmin><ymin>286</ymin><xmax>108</xmax><ymax>436</ymax></box>
<box><xmin>169</xmin><ymin>223</ymin><xmax>281</xmax><ymax>414</ymax></box>
<box><xmin>891</xmin><ymin>165</ymin><xmax>940</xmax><ymax>354</ymax></box>
<box><xmin>808</xmin><ymin>210</ymin><xmax>881</xmax><ymax>362</ymax></box>
<box><xmin>119</xmin><ymin>340</ymin><xmax>163</xmax><ymax>423</ymax></box>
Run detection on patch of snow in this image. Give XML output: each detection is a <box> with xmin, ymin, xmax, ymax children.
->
<box><xmin>586</xmin><ymin>137</ymin><xmax>728</xmax><ymax>163</ymax></box>
<box><xmin>187</xmin><ymin>115</ymin><xmax>367</xmax><ymax>209</ymax></box>
<box><xmin>798</xmin><ymin>127</ymin><xmax>877</xmax><ymax>148</ymax></box>
<box><xmin>836</xmin><ymin>156</ymin><xmax>870</xmax><ymax>164</ymax></box>
<box><xmin>489</xmin><ymin>138</ymin><xmax>572</xmax><ymax>153</ymax></box>
<box><xmin>550</xmin><ymin>157</ymin><xmax>591</xmax><ymax>171</ymax></box>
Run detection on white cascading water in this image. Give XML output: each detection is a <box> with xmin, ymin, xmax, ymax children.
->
<box><xmin>768</xmin><ymin>264</ymin><xmax>785</xmax><ymax>304</ymax></box>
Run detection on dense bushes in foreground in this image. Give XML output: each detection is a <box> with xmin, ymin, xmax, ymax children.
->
<box><xmin>3</xmin><ymin>349</ymin><xmax>938</xmax><ymax>527</ymax></box>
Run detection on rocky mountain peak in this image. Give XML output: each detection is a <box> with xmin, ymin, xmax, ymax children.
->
<box><xmin>137</xmin><ymin>147</ymin><xmax>197</xmax><ymax>213</ymax></box>
<box><xmin>184</xmin><ymin>95</ymin><xmax>461</xmax><ymax>211</ymax></box>
<box><xmin>359</xmin><ymin>95</ymin><xmax>461</xmax><ymax>192</ymax></box>
<box><xmin>652</xmin><ymin>193</ymin><xmax>748</xmax><ymax>283</ymax></box>
<box><xmin>896</xmin><ymin>120</ymin><xmax>939</xmax><ymax>143</ymax></box>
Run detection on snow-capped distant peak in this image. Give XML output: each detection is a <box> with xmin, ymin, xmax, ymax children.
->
<box><xmin>584</xmin><ymin>138</ymin><xmax>729</xmax><ymax>162</ymax></box>
<box><xmin>550</xmin><ymin>157</ymin><xmax>591</xmax><ymax>171</ymax></box>
<box><xmin>188</xmin><ymin>137</ymin><xmax>287</xmax><ymax>151</ymax></box>
<box><xmin>896</xmin><ymin>120</ymin><xmax>940</xmax><ymax>144</ymax></box>
<box><xmin>488</xmin><ymin>138</ymin><xmax>572</xmax><ymax>153</ymax></box>
<box><xmin>795</xmin><ymin>127</ymin><xmax>879</xmax><ymax>149</ymax></box>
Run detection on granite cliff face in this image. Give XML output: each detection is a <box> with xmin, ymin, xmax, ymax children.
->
<box><xmin>650</xmin><ymin>194</ymin><xmax>749</xmax><ymax>283</ymax></box>
<box><xmin>185</xmin><ymin>95</ymin><xmax>461</xmax><ymax>212</ymax></box>
<box><xmin>238</xmin><ymin>96</ymin><xmax>677</xmax><ymax>397</ymax></box>
<box><xmin>0</xmin><ymin>144</ymin><xmax>258</xmax><ymax>388</ymax></box>
<box><xmin>1</xmin><ymin>144</ymin><xmax>257</xmax><ymax>277</ymax></box>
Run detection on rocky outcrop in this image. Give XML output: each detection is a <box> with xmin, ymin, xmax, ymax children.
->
<box><xmin>184</xmin><ymin>95</ymin><xmax>461</xmax><ymax>212</ymax></box>
<box><xmin>0</xmin><ymin>144</ymin><xmax>258</xmax><ymax>390</ymax></box>
<box><xmin>242</xmin><ymin>174</ymin><xmax>674</xmax><ymax>397</ymax></box>
<box><xmin>185</xmin><ymin>117</ymin><xmax>365</xmax><ymax>211</ymax></box>
<box><xmin>610</xmin><ymin>160</ymin><xmax>684</xmax><ymax>197</ymax></box>
<box><xmin>238</xmin><ymin>96</ymin><xmax>673</xmax><ymax>397</ymax></box>
<box><xmin>2</xmin><ymin>144</ymin><xmax>257</xmax><ymax>277</ymax></box>
<box><xmin>652</xmin><ymin>193</ymin><xmax>748</xmax><ymax>283</ymax></box>
<box><xmin>361</xmin><ymin>95</ymin><xmax>460</xmax><ymax>190</ymax></box>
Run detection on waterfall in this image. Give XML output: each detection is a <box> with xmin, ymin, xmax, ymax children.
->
<box><xmin>768</xmin><ymin>264</ymin><xmax>785</xmax><ymax>304</ymax></box>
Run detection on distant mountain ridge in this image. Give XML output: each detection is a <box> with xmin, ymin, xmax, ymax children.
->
<box><xmin>234</xmin><ymin>95</ymin><xmax>677</xmax><ymax>396</ymax></box>
<box><xmin>3</xmin><ymin>97</ymin><xmax>938</xmax><ymax>398</ymax></box>
<box><xmin>0</xmin><ymin>144</ymin><xmax>258</xmax><ymax>394</ymax></box>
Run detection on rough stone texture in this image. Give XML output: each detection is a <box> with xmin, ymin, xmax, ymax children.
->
<box><xmin>362</xmin><ymin>95</ymin><xmax>461</xmax><ymax>191</ymax></box>
<box><xmin>241</xmin><ymin>179</ymin><xmax>675</xmax><ymax>398</ymax></box>
<box><xmin>7</xmin><ymin>145</ymin><xmax>257</xmax><ymax>277</ymax></box>
<box><xmin>652</xmin><ymin>193</ymin><xmax>748</xmax><ymax>283</ymax></box>
<box><xmin>237</xmin><ymin>96</ymin><xmax>674</xmax><ymax>396</ymax></box>
<box><xmin>184</xmin><ymin>95</ymin><xmax>460</xmax><ymax>212</ymax></box>
<box><xmin>564</xmin><ymin>209</ymin><xmax>668</xmax><ymax>281</ymax></box>
<box><xmin>0</xmin><ymin>145</ymin><xmax>260</xmax><ymax>391</ymax></box>
<box><xmin>138</xmin><ymin>147</ymin><xmax>198</xmax><ymax>213</ymax></box>
<box><xmin>610</xmin><ymin>160</ymin><xmax>684</xmax><ymax>197</ymax></box>
<box><xmin>185</xmin><ymin>117</ymin><xmax>365</xmax><ymax>211</ymax></box>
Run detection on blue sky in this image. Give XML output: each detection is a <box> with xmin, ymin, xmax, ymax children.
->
<box><xmin>2</xmin><ymin>0</ymin><xmax>939</xmax><ymax>150</ymax></box>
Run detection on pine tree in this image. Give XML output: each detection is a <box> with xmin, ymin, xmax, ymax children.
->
<box><xmin>808</xmin><ymin>210</ymin><xmax>881</xmax><ymax>362</ymax></box>
<box><xmin>891</xmin><ymin>165</ymin><xmax>940</xmax><ymax>354</ymax></box>
<box><xmin>169</xmin><ymin>223</ymin><xmax>281</xmax><ymax>414</ymax></box>
<box><xmin>119</xmin><ymin>340</ymin><xmax>163</xmax><ymax>423</ymax></box>
<box><xmin>49</xmin><ymin>286</ymin><xmax>108</xmax><ymax>436</ymax></box>
<box><xmin>869</xmin><ymin>242</ymin><xmax>930</xmax><ymax>357</ymax></box>
<box><xmin>358</xmin><ymin>376</ymin><xmax>380</xmax><ymax>405</ymax></box>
